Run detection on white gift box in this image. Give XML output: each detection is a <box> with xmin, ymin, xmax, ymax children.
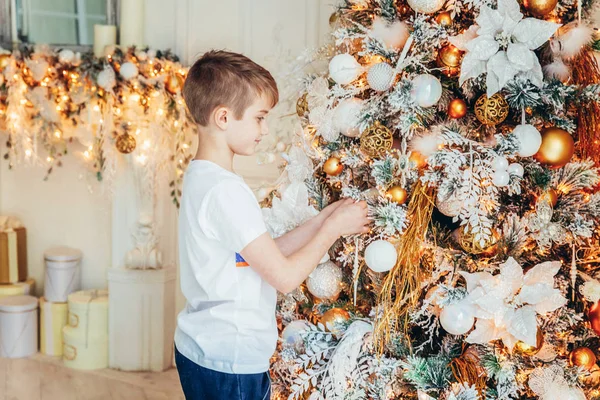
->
<box><xmin>108</xmin><ymin>267</ymin><xmax>176</xmax><ymax>371</ymax></box>
<box><xmin>44</xmin><ymin>247</ymin><xmax>82</xmax><ymax>303</ymax></box>
<box><xmin>0</xmin><ymin>295</ymin><xmax>38</xmax><ymax>358</ymax></box>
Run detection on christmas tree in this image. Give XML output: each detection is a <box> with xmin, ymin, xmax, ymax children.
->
<box><xmin>265</xmin><ymin>0</ymin><xmax>600</xmax><ymax>399</ymax></box>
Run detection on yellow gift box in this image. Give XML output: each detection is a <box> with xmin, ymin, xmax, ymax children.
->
<box><xmin>40</xmin><ymin>297</ymin><xmax>68</xmax><ymax>356</ymax></box>
<box><xmin>0</xmin><ymin>278</ymin><xmax>35</xmax><ymax>298</ymax></box>
<box><xmin>0</xmin><ymin>216</ymin><xmax>27</xmax><ymax>284</ymax></box>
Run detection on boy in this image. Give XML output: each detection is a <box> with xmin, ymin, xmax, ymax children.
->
<box><xmin>175</xmin><ymin>50</ymin><xmax>370</xmax><ymax>400</ymax></box>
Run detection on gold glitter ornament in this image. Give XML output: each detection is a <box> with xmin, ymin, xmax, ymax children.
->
<box><xmin>321</xmin><ymin>308</ymin><xmax>350</xmax><ymax>337</ymax></box>
<box><xmin>296</xmin><ymin>93</ymin><xmax>309</xmax><ymax>117</ymax></box>
<box><xmin>457</xmin><ymin>226</ymin><xmax>499</xmax><ymax>255</ymax></box>
<box><xmin>116</xmin><ymin>133</ymin><xmax>137</xmax><ymax>154</ymax></box>
<box><xmin>360</xmin><ymin>121</ymin><xmax>393</xmax><ymax>157</ymax></box>
<box><xmin>474</xmin><ymin>93</ymin><xmax>509</xmax><ymax>126</ymax></box>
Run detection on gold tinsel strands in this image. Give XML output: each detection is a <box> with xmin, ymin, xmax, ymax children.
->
<box><xmin>450</xmin><ymin>345</ymin><xmax>488</xmax><ymax>397</ymax></box>
<box><xmin>572</xmin><ymin>50</ymin><xmax>600</xmax><ymax>164</ymax></box>
<box><xmin>373</xmin><ymin>181</ymin><xmax>435</xmax><ymax>353</ymax></box>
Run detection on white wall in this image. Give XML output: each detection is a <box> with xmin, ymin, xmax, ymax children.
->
<box><xmin>0</xmin><ymin>1</ymin><xmax>334</xmax><ymax>309</ymax></box>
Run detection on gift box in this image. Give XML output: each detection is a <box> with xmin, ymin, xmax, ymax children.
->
<box><xmin>66</xmin><ymin>289</ymin><xmax>108</xmax><ymax>337</ymax></box>
<box><xmin>40</xmin><ymin>297</ymin><xmax>68</xmax><ymax>356</ymax></box>
<box><xmin>0</xmin><ymin>216</ymin><xmax>27</xmax><ymax>284</ymax></box>
<box><xmin>44</xmin><ymin>246</ymin><xmax>82</xmax><ymax>302</ymax></box>
<box><xmin>0</xmin><ymin>278</ymin><xmax>35</xmax><ymax>298</ymax></box>
<box><xmin>62</xmin><ymin>325</ymin><xmax>108</xmax><ymax>370</ymax></box>
<box><xmin>0</xmin><ymin>295</ymin><xmax>38</xmax><ymax>358</ymax></box>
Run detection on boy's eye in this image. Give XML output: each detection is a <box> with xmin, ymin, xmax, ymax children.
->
<box><xmin>257</xmin><ymin>116</ymin><xmax>265</xmax><ymax>122</ymax></box>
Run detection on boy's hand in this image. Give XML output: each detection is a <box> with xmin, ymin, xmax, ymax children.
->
<box><xmin>324</xmin><ymin>199</ymin><xmax>370</xmax><ymax>237</ymax></box>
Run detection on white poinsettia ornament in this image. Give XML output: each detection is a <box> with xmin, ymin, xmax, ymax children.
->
<box><xmin>261</xmin><ymin>182</ymin><xmax>318</xmax><ymax>238</ymax></box>
<box><xmin>449</xmin><ymin>0</ymin><xmax>561</xmax><ymax>96</ymax></box>
<box><xmin>528</xmin><ymin>199</ymin><xmax>567</xmax><ymax>250</ymax></box>
<box><xmin>461</xmin><ymin>257</ymin><xmax>567</xmax><ymax>350</ymax></box>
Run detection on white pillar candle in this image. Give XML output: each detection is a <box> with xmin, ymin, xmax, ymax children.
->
<box><xmin>119</xmin><ymin>0</ymin><xmax>144</xmax><ymax>48</ymax></box>
<box><xmin>93</xmin><ymin>24</ymin><xmax>117</xmax><ymax>58</ymax></box>
<box><xmin>10</xmin><ymin>0</ymin><xmax>18</xmax><ymax>44</ymax></box>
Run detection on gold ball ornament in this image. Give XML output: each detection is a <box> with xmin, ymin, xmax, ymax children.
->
<box><xmin>448</xmin><ymin>98</ymin><xmax>468</xmax><ymax>119</ymax></box>
<box><xmin>435</xmin><ymin>11</ymin><xmax>453</xmax><ymax>26</ymax></box>
<box><xmin>321</xmin><ymin>308</ymin><xmax>350</xmax><ymax>337</ymax></box>
<box><xmin>589</xmin><ymin>300</ymin><xmax>600</xmax><ymax>336</ymax></box>
<box><xmin>539</xmin><ymin>188</ymin><xmax>558</xmax><ymax>207</ymax></box>
<box><xmin>115</xmin><ymin>133</ymin><xmax>137</xmax><ymax>154</ymax></box>
<box><xmin>360</xmin><ymin>121</ymin><xmax>393</xmax><ymax>158</ymax></box>
<box><xmin>437</xmin><ymin>44</ymin><xmax>463</xmax><ymax>77</ymax></box>
<box><xmin>523</xmin><ymin>0</ymin><xmax>558</xmax><ymax>17</ymax></box>
<box><xmin>165</xmin><ymin>74</ymin><xmax>184</xmax><ymax>94</ymax></box>
<box><xmin>474</xmin><ymin>93</ymin><xmax>509</xmax><ymax>126</ymax></box>
<box><xmin>569</xmin><ymin>347</ymin><xmax>597</xmax><ymax>371</ymax></box>
<box><xmin>514</xmin><ymin>328</ymin><xmax>544</xmax><ymax>356</ymax></box>
<box><xmin>323</xmin><ymin>156</ymin><xmax>344</xmax><ymax>176</ymax></box>
<box><xmin>409</xmin><ymin>150</ymin><xmax>428</xmax><ymax>169</ymax></box>
<box><xmin>533</xmin><ymin>127</ymin><xmax>574</xmax><ymax>169</ymax></box>
<box><xmin>457</xmin><ymin>226</ymin><xmax>499</xmax><ymax>256</ymax></box>
<box><xmin>296</xmin><ymin>93</ymin><xmax>309</xmax><ymax>117</ymax></box>
<box><xmin>386</xmin><ymin>185</ymin><xmax>408</xmax><ymax>204</ymax></box>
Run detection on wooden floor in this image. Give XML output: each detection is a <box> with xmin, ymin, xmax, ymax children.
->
<box><xmin>0</xmin><ymin>353</ymin><xmax>185</xmax><ymax>400</ymax></box>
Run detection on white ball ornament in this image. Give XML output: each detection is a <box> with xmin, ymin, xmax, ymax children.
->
<box><xmin>436</xmin><ymin>193</ymin><xmax>462</xmax><ymax>217</ymax></box>
<box><xmin>333</xmin><ymin>98</ymin><xmax>363</xmax><ymax>137</ymax></box>
<box><xmin>491</xmin><ymin>156</ymin><xmax>509</xmax><ymax>172</ymax></box>
<box><xmin>439</xmin><ymin>302</ymin><xmax>475</xmax><ymax>335</ymax></box>
<box><xmin>492</xmin><ymin>169</ymin><xmax>510</xmax><ymax>187</ymax></box>
<box><xmin>367</xmin><ymin>62</ymin><xmax>395</xmax><ymax>92</ymax></box>
<box><xmin>58</xmin><ymin>49</ymin><xmax>75</xmax><ymax>63</ymax></box>
<box><xmin>369</xmin><ymin>17</ymin><xmax>410</xmax><ymax>50</ymax></box>
<box><xmin>329</xmin><ymin>54</ymin><xmax>363</xmax><ymax>85</ymax></box>
<box><xmin>306</xmin><ymin>261</ymin><xmax>343</xmax><ymax>300</ymax></box>
<box><xmin>282</xmin><ymin>320</ymin><xmax>312</xmax><ymax>347</ymax></box>
<box><xmin>364</xmin><ymin>240</ymin><xmax>398</xmax><ymax>273</ymax></box>
<box><xmin>276</xmin><ymin>141</ymin><xmax>287</xmax><ymax>152</ymax></box>
<box><xmin>411</xmin><ymin>74</ymin><xmax>442</xmax><ymax>108</ymax></box>
<box><xmin>119</xmin><ymin>62</ymin><xmax>139</xmax><ymax>80</ymax></box>
<box><xmin>97</xmin><ymin>66</ymin><xmax>116</xmax><ymax>90</ymax></box>
<box><xmin>407</xmin><ymin>0</ymin><xmax>446</xmax><ymax>13</ymax></box>
<box><xmin>507</xmin><ymin>163</ymin><xmax>524</xmax><ymax>177</ymax></box>
<box><xmin>513</xmin><ymin>124</ymin><xmax>542</xmax><ymax>157</ymax></box>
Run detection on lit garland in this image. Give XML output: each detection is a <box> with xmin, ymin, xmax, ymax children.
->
<box><xmin>0</xmin><ymin>45</ymin><xmax>195</xmax><ymax>207</ymax></box>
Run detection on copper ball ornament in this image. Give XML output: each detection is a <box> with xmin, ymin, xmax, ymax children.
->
<box><xmin>589</xmin><ymin>300</ymin><xmax>600</xmax><ymax>336</ymax></box>
<box><xmin>386</xmin><ymin>185</ymin><xmax>408</xmax><ymax>204</ymax></box>
<box><xmin>435</xmin><ymin>11</ymin><xmax>453</xmax><ymax>26</ymax></box>
<box><xmin>323</xmin><ymin>156</ymin><xmax>344</xmax><ymax>176</ymax></box>
<box><xmin>523</xmin><ymin>0</ymin><xmax>558</xmax><ymax>17</ymax></box>
<box><xmin>165</xmin><ymin>74</ymin><xmax>184</xmax><ymax>94</ymax></box>
<box><xmin>539</xmin><ymin>188</ymin><xmax>558</xmax><ymax>207</ymax></box>
<box><xmin>569</xmin><ymin>347</ymin><xmax>597</xmax><ymax>371</ymax></box>
<box><xmin>437</xmin><ymin>44</ymin><xmax>463</xmax><ymax>77</ymax></box>
<box><xmin>514</xmin><ymin>328</ymin><xmax>544</xmax><ymax>356</ymax></box>
<box><xmin>448</xmin><ymin>98</ymin><xmax>468</xmax><ymax>119</ymax></box>
<box><xmin>533</xmin><ymin>127</ymin><xmax>574</xmax><ymax>169</ymax></box>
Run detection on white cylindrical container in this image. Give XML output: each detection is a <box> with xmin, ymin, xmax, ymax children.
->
<box><xmin>0</xmin><ymin>295</ymin><xmax>38</xmax><ymax>358</ymax></box>
<box><xmin>44</xmin><ymin>247</ymin><xmax>82</xmax><ymax>303</ymax></box>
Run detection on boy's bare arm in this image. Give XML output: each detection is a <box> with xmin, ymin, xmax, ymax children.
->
<box><xmin>273</xmin><ymin>200</ymin><xmax>344</xmax><ymax>257</ymax></box>
<box><xmin>241</xmin><ymin>200</ymin><xmax>369</xmax><ymax>294</ymax></box>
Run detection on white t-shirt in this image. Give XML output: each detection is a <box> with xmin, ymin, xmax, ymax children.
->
<box><xmin>175</xmin><ymin>159</ymin><xmax>278</xmax><ymax>374</ymax></box>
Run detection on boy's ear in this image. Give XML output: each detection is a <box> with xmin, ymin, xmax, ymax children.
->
<box><xmin>213</xmin><ymin>107</ymin><xmax>229</xmax><ymax>130</ymax></box>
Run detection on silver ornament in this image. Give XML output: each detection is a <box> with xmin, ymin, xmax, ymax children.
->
<box><xmin>407</xmin><ymin>0</ymin><xmax>445</xmax><ymax>14</ymax></box>
<box><xmin>282</xmin><ymin>320</ymin><xmax>312</xmax><ymax>348</ymax></box>
<box><xmin>367</xmin><ymin>62</ymin><xmax>395</xmax><ymax>92</ymax></box>
<box><xmin>306</xmin><ymin>261</ymin><xmax>343</xmax><ymax>300</ymax></box>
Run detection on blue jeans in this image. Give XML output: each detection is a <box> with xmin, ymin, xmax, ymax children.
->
<box><xmin>175</xmin><ymin>345</ymin><xmax>271</xmax><ymax>400</ymax></box>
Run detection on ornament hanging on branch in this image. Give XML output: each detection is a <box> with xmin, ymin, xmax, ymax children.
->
<box><xmin>407</xmin><ymin>0</ymin><xmax>445</xmax><ymax>14</ymax></box>
<box><xmin>296</xmin><ymin>93</ymin><xmax>309</xmax><ymax>117</ymax></box>
<box><xmin>447</xmin><ymin>98</ymin><xmax>467</xmax><ymax>119</ymax></box>
<box><xmin>410</xmin><ymin>74</ymin><xmax>442</xmax><ymax>108</ymax></box>
<box><xmin>323</xmin><ymin>156</ymin><xmax>344</xmax><ymax>176</ymax></box>
<box><xmin>307</xmin><ymin>261</ymin><xmax>343</xmax><ymax>301</ymax></box>
<box><xmin>474</xmin><ymin>93</ymin><xmax>509</xmax><ymax>126</ymax></box>
<box><xmin>367</xmin><ymin>62</ymin><xmax>396</xmax><ymax>92</ymax></box>
<box><xmin>437</xmin><ymin>44</ymin><xmax>463</xmax><ymax>77</ymax></box>
<box><xmin>534</xmin><ymin>127</ymin><xmax>574</xmax><ymax>168</ymax></box>
<box><xmin>523</xmin><ymin>0</ymin><xmax>558</xmax><ymax>17</ymax></box>
<box><xmin>116</xmin><ymin>133</ymin><xmax>137</xmax><ymax>154</ymax></box>
<box><xmin>320</xmin><ymin>308</ymin><xmax>350</xmax><ymax>338</ymax></box>
<box><xmin>440</xmin><ymin>301</ymin><xmax>475</xmax><ymax>335</ymax></box>
<box><xmin>569</xmin><ymin>347</ymin><xmax>597</xmax><ymax>370</ymax></box>
<box><xmin>589</xmin><ymin>300</ymin><xmax>600</xmax><ymax>336</ymax></box>
<box><xmin>513</xmin><ymin>328</ymin><xmax>544</xmax><ymax>356</ymax></box>
<box><xmin>360</xmin><ymin>121</ymin><xmax>393</xmax><ymax>158</ymax></box>
<box><xmin>385</xmin><ymin>185</ymin><xmax>408</xmax><ymax>205</ymax></box>
<box><xmin>329</xmin><ymin>54</ymin><xmax>363</xmax><ymax>85</ymax></box>
<box><xmin>364</xmin><ymin>240</ymin><xmax>398</xmax><ymax>273</ymax></box>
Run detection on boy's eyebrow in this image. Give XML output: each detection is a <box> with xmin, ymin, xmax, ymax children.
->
<box><xmin>258</xmin><ymin>109</ymin><xmax>269</xmax><ymax>114</ymax></box>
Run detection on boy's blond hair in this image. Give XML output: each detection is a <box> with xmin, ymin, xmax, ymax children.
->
<box><xmin>183</xmin><ymin>50</ymin><xmax>279</xmax><ymax>126</ymax></box>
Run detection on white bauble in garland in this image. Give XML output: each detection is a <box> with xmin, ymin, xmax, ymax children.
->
<box><xmin>439</xmin><ymin>302</ymin><xmax>475</xmax><ymax>335</ymax></box>
<box><xmin>306</xmin><ymin>261</ymin><xmax>343</xmax><ymax>300</ymax></box>
<box><xmin>367</xmin><ymin>62</ymin><xmax>396</xmax><ymax>92</ymax></box>
<box><xmin>364</xmin><ymin>240</ymin><xmax>397</xmax><ymax>272</ymax></box>
<box><xmin>120</xmin><ymin>62</ymin><xmax>139</xmax><ymax>80</ymax></box>
<box><xmin>436</xmin><ymin>192</ymin><xmax>462</xmax><ymax>217</ymax></box>
<box><xmin>333</xmin><ymin>98</ymin><xmax>363</xmax><ymax>137</ymax></box>
<box><xmin>282</xmin><ymin>320</ymin><xmax>312</xmax><ymax>348</ymax></box>
<box><xmin>97</xmin><ymin>66</ymin><xmax>116</xmax><ymax>90</ymax></box>
<box><xmin>411</xmin><ymin>74</ymin><xmax>442</xmax><ymax>107</ymax></box>
<box><xmin>508</xmin><ymin>163</ymin><xmax>524</xmax><ymax>177</ymax></box>
<box><xmin>329</xmin><ymin>54</ymin><xmax>363</xmax><ymax>85</ymax></box>
<box><xmin>492</xmin><ymin>170</ymin><xmax>510</xmax><ymax>187</ymax></box>
<box><xmin>513</xmin><ymin>124</ymin><xmax>542</xmax><ymax>157</ymax></box>
<box><xmin>58</xmin><ymin>49</ymin><xmax>75</xmax><ymax>63</ymax></box>
<box><xmin>491</xmin><ymin>156</ymin><xmax>509</xmax><ymax>172</ymax></box>
<box><xmin>407</xmin><ymin>0</ymin><xmax>445</xmax><ymax>14</ymax></box>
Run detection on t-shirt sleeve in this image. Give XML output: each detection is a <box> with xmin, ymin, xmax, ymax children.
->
<box><xmin>199</xmin><ymin>179</ymin><xmax>268</xmax><ymax>253</ymax></box>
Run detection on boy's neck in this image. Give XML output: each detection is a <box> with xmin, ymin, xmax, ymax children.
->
<box><xmin>193</xmin><ymin>129</ymin><xmax>235</xmax><ymax>173</ymax></box>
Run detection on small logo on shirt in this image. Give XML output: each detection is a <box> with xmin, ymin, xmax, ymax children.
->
<box><xmin>235</xmin><ymin>253</ymin><xmax>249</xmax><ymax>267</ymax></box>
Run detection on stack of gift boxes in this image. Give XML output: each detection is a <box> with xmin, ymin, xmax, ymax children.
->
<box><xmin>0</xmin><ymin>215</ymin><xmax>109</xmax><ymax>369</ymax></box>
